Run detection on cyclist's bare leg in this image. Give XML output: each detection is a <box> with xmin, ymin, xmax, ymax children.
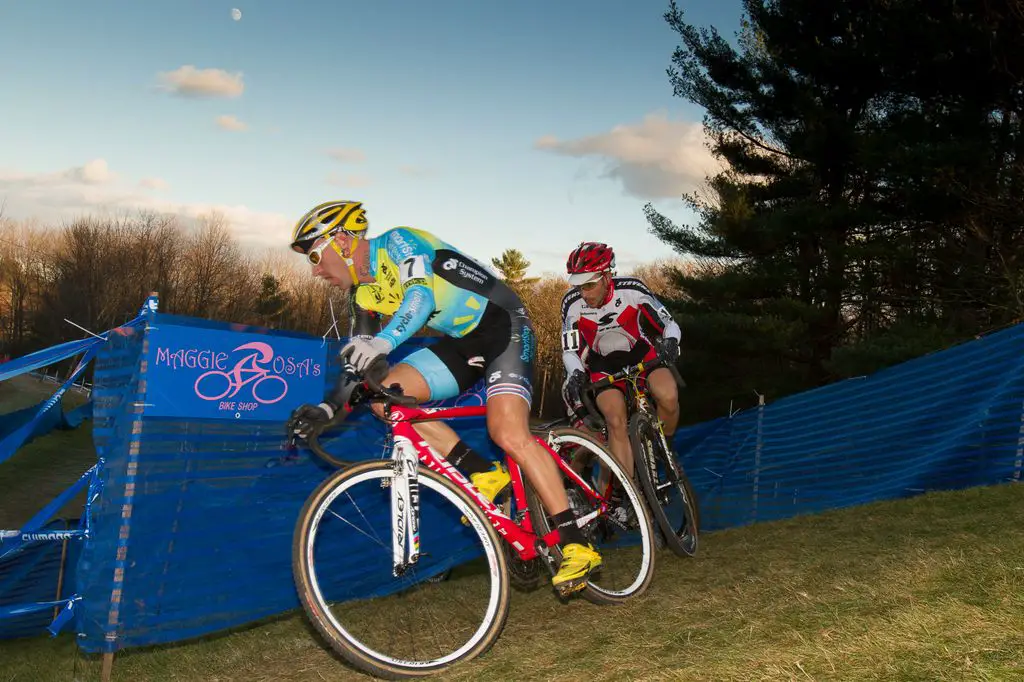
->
<box><xmin>647</xmin><ymin>367</ymin><xmax>679</xmax><ymax>437</ymax></box>
<box><xmin>367</xmin><ymin>362</ymin><xmax>462</xmax><ymax>454</ymax></box>
<box><xmin>595</xmin><ymin>388</ymin><xmax>634</xmax><ymax>476</ymax></box>
<box><xmin>486</xmin><ymin>393</ymin><xmax>570</xmax><ymax>516</ymax></box>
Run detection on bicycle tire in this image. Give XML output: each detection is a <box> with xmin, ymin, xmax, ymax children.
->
<box><xmin>528</xmin><ymin>426</ymin><xmax>657</xmax><ymax>606</ymax></box>
<box><xmin>629</xmin><ymin>412</ymin><xmax>700</xmax><ymax>557</ymax></box>
<box><xmin>293</xmin><ymin>461</ymin><xmax>511</xmax><ymax>679</ymax></box>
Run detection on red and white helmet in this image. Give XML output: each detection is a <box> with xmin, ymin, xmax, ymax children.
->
<box><xmin>566</xmin><ymin>242</ymin><xmax>615</xmax><ymax>286</ymax></box>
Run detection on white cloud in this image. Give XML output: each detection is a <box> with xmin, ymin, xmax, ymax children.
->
<box><xmin>157</xmin><ymin>65</ymin><xmax>245</xmax><ymax>99</ymax></box>
<box><xmin>326</xmin><ymin>172</ymin><xmax>371</xmax><ymax>188</ymax></box>
<box><xmin>0</xmin><ymin>158</ymin><xmax>117</xmax><ymax>190</ymax></box>
<box><xmin>0</xmin><ymin>160</ymin><xmax>290</xmax><ymax>250</ymax></box>
<box><xmin>139</xmin><ymin>177</ymin><xmax>169</xmax><ymax>191</ymax></box>
<box><xmin>534</xmin><ymin>111</ymin><xmax>723</xmax><ymax>199</ymax></box>
<box><xmin>326</xmin><ymin>148</ymin><xmax>366</xmax><ymax>163</ymax></box>
<box><xmin>68</xmin><ymin>159</ymin><xmax>114</xmax><ymax>184</ymax></box>
<box><xmin>216</xmin><ymin>114</ymin><xmax>248</xmax><ymax>132</ymax></box>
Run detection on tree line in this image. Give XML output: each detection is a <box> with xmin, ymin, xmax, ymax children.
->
<box><xmin>0</xmin><ymin>211</ymin><xmax>689</xmax><ymax>419</ymax></box>
<box><xmin>0</xmin><ymin>212</ymin><xmax>341</xmax><ymax>353</ymax></box>
<box><xmin>643</xmin><ymin>0</ymin><xmax>1024</xmax><ymax>421</ymax></box>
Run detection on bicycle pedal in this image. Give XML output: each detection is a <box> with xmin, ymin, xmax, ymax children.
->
<box><xmin>553</xmin><ymin>577</ymin><xmax>589</xmax><ymax>598</ymax></box>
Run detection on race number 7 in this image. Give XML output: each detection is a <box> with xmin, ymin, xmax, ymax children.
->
<box><xmin>400</xmin><ymin>256</ymin><xmax>428</xmax><ymax>283</ymax></box>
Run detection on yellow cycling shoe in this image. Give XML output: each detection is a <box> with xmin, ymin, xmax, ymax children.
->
<box><xmin>552</xmin><ymin>543</ymin><xmax>602</xmax><ymax>595</ymax></box>
<box><xmin>471</xmin><ymin>462</ymin><xmax>511</xmax><ymax>502</ymax></box>
<box><xmin>461</xmin><ymin>462</ymin><xmax>510</xmax><ymax>525</ymax></box>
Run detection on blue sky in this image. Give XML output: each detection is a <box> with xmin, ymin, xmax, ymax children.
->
<box><xmin>0</xmin><ymin>1</ymin><xmax>743</xmax><ymax>275</ymax></box>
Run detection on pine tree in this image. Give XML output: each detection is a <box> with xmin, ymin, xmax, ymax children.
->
<box><xmin>646</xmin><ymin>0</ymin><xmax>1024</xmax><ymax>418</ymax></box>
<box><xmin>491</xmin><ymin>249</ymin><xmax>540</xmax><ymax>289</ymax></box>
<box><xmin>253</xmin><ymin>273</ymin><xmax>289</xmax><ymax>328</ymax></box>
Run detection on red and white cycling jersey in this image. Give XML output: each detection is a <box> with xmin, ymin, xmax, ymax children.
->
<box><xmin>560</xmin><ymin>277</ymin><xmax>681</xmax><ymax>377</ymax></box>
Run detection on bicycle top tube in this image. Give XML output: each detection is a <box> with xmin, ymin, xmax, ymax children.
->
<box><xmin>385</xmin><ymin>403</ymin><xmax>488</xmax><ymax>424</ymax></box>
<box><xmin>585</xmin><ymin>357</ymin><xmax>666</xmax><ymax>392</ymax></box>
<box><xmin>357</xmin><ymin>370</ymin><xmax>490</xmax><ymax>424</ymax></box>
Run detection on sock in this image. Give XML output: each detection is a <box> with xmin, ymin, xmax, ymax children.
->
<box><xmin>447</xmin><ymin>440</ymin><xmax>494</xmax><ymax>476</ymax></box>
<box><xmin>552</xmin><ymin>509</ymin><xmax>586</xmax><ymax>546</ymax></box>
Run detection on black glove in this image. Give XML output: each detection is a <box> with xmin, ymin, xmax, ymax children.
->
<box><xmin>287</xmin><ymin>400</ymin><xmax>341</xmax><ymax>441</ymax></box>
<box><xmin>564</xmin><ymin>390</ymin><xmax>585</xmax><ymax>424</ymax></box>
<box><xmin>654</xmin><ymin>336</ymin><xmax>680</xmax><ymax>364</ymax></box>
<box><xmin>290</xmin><ymin>355</ymin><xmax>391</xmax><ymax>442</ymax></box>
<box><xmin>563</xmin><ymin>369</ymin><xmax>587</xmax><ymax>408</ymax></box>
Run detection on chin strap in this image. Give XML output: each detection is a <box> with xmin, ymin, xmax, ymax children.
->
<box><xmin>332</xmin><ymin>234</ymin><xmax>362</xmax><ymax>285</ymax></box>
<box><xmin>600</xmin><ymin>273</ymin><xmax>616</xmax><ymax>306</ymax></box>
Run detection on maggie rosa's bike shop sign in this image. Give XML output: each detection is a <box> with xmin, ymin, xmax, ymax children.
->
<box><xmin>143</xmin><ymin>321</ymin><xmax>328</xmax><ymax>421</ymax></box>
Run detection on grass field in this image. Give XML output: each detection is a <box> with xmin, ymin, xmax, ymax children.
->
<box><xmin>0</xmin><ymin>376</ymin><xmax>95</xmax><ymax>529</ymax></box>
<box><xmin>1</xmin><ymin>377</ymin><xmax>1023</xmax><ymax>681</ymax></box>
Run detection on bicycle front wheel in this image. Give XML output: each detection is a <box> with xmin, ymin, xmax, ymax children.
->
<box><xmin>293</xmin><ymin>461</ymin><xmax>511</xmax><ymax>679</ymax></box>
<box><xmin>630</xmin><ymin>412</ymin><xmax>700</xmax><ymax>557</ymax></box>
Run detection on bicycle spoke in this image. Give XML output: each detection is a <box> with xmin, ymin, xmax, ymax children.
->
<box><xmin>631</xmin><ymin>414</ymin><xmax>700</xmax><ymax>557</ymax></box>
<box><xmin>294</xmin><ymin>463</ymin><xmax>510</xmax><ymax>677</ymax></box>
<box><xmin>529</xmin><ymin>428</ymin><xmax>656</xmax><ymax>605</ymax></box>
<box><xmin>326</xmin><ymin>495</ymin><xmax>386</xmax><ymax>549</ymax></box>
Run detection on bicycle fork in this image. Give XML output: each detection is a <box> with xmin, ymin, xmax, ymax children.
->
<box><xmin>633</xmin><ymin>401</ymin><xmax>671</xmax><ymax>500</ymax></box>
<box><xmin>643</xmin><ymin>410</ymin><xmax>685</xmax><ymax>506</ymax></box>
<box><xmin>387</xmin><ymin>441</ymin><xmax>421</xmax><ymax>577</ymax></box>
<box><xmin>634</xmin><ymin>396</ymin><xmax>666</xmax><ymax>490</ymax></box>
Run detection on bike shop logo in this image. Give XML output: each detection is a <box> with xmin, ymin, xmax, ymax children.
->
<box><xmin>154</xmin><ymin>341</ymin><xmax>322</xmax><ymax>414</ymax></box>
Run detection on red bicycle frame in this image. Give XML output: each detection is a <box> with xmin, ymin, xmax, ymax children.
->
<box><xmin>385</xmin><ymin>402</ymin><xmax>608</xmax><ymax>562</ymax></box>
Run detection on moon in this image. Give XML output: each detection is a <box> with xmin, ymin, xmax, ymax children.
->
<box><xmin>231</xmin><ymin>8</ymin><xmax>242</xmax><ymax>21</ymax></box>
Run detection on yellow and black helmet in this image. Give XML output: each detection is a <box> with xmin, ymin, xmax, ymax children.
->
<box><xmin>290</xmin><ymin>200</ymin><xmax>368</xmax><ymax>253</ymax></box>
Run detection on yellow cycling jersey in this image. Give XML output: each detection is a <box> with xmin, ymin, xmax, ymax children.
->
<box><xmin>352</xmin><ymin>227</ymin><xmax>522</xmax><ymax>350</ymax></box>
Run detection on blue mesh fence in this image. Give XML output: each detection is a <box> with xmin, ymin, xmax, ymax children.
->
<box><xmin>0</xmin><ymin>519</ymin><xmax>83</xmax><ymax>639</ymax></box>
<box><xmin>74</xmin><ymin>314</ymin><xmax>496</xmax><ymax>654</ymax></box>
<box><xmin>0</xmin><ymin>311</ymin><xmax>147</xmax><ymax>641</ymax></box>
<box><xmin>675</xmin><ymin>322</ymin><xmax>1024</xmax><ymax>531</ymax></box>
<box><xmin>73</xmin><ymin>320</ymin><xmax>147</xmax><ymax>652</ymax></box>
<box><xmin>71</xmin><ymin>312</ymin><xmax>1024</xmax><ymax>654</ymax></box>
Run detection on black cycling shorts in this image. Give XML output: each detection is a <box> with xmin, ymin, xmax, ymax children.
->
<box><xmin>399</xmin><ymin>302</ymin><xmax>535</xmax><ymax>405</ymax></box>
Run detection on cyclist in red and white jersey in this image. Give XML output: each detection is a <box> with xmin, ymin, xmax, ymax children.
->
<box><xmin>559</xmin><ymin>242</ymin><xmax>682</xmax><ymax>483</ymax></box>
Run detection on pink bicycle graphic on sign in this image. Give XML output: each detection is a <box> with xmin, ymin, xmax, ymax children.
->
<box><xmin>194</xmin><ymin>341</ymin><xmax>288</xmax><ymax>404</ymax></box>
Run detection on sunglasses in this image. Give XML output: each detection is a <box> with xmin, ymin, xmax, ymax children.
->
<box><xmin>307</xmin><ymin>234</ymin><xmax>338</xmax><ymax>266</ymax></box>
<box><xmin>577</xmin><ymin>275</ymin><xmax>606</xmax><ymax>292</ymax></box>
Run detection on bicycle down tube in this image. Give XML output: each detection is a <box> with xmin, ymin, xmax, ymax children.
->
<box><xmin>384</xmin><ymin>402</ymin><xmax>607</xmax><ymax>576</ymax></box>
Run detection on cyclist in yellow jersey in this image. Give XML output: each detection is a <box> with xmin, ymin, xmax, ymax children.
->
<box><xmin>286</xmin><ymin>200</ymin><xmax>601</xmax><ymax>594</ymax></box>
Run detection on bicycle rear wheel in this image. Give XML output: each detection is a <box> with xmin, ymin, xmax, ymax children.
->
<box><xmin>293</xmin><ymin>461</ymin><xmax>511</xmax><ymax>679</ymax></box>
<box><xmin>528</xmin><ymin>426</ymin><xmax>657</xmax><ymax>606</ymax></box>
<box><xmin>630</xmin><ymin>412</ymin><xmax>700</xmax><ymax>557</ymax></box>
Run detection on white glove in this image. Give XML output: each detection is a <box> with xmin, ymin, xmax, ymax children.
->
<box><xmin>340</xmin><ymin>335</ymin><xmax>392</xmax><ymax>373</ymax></box>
